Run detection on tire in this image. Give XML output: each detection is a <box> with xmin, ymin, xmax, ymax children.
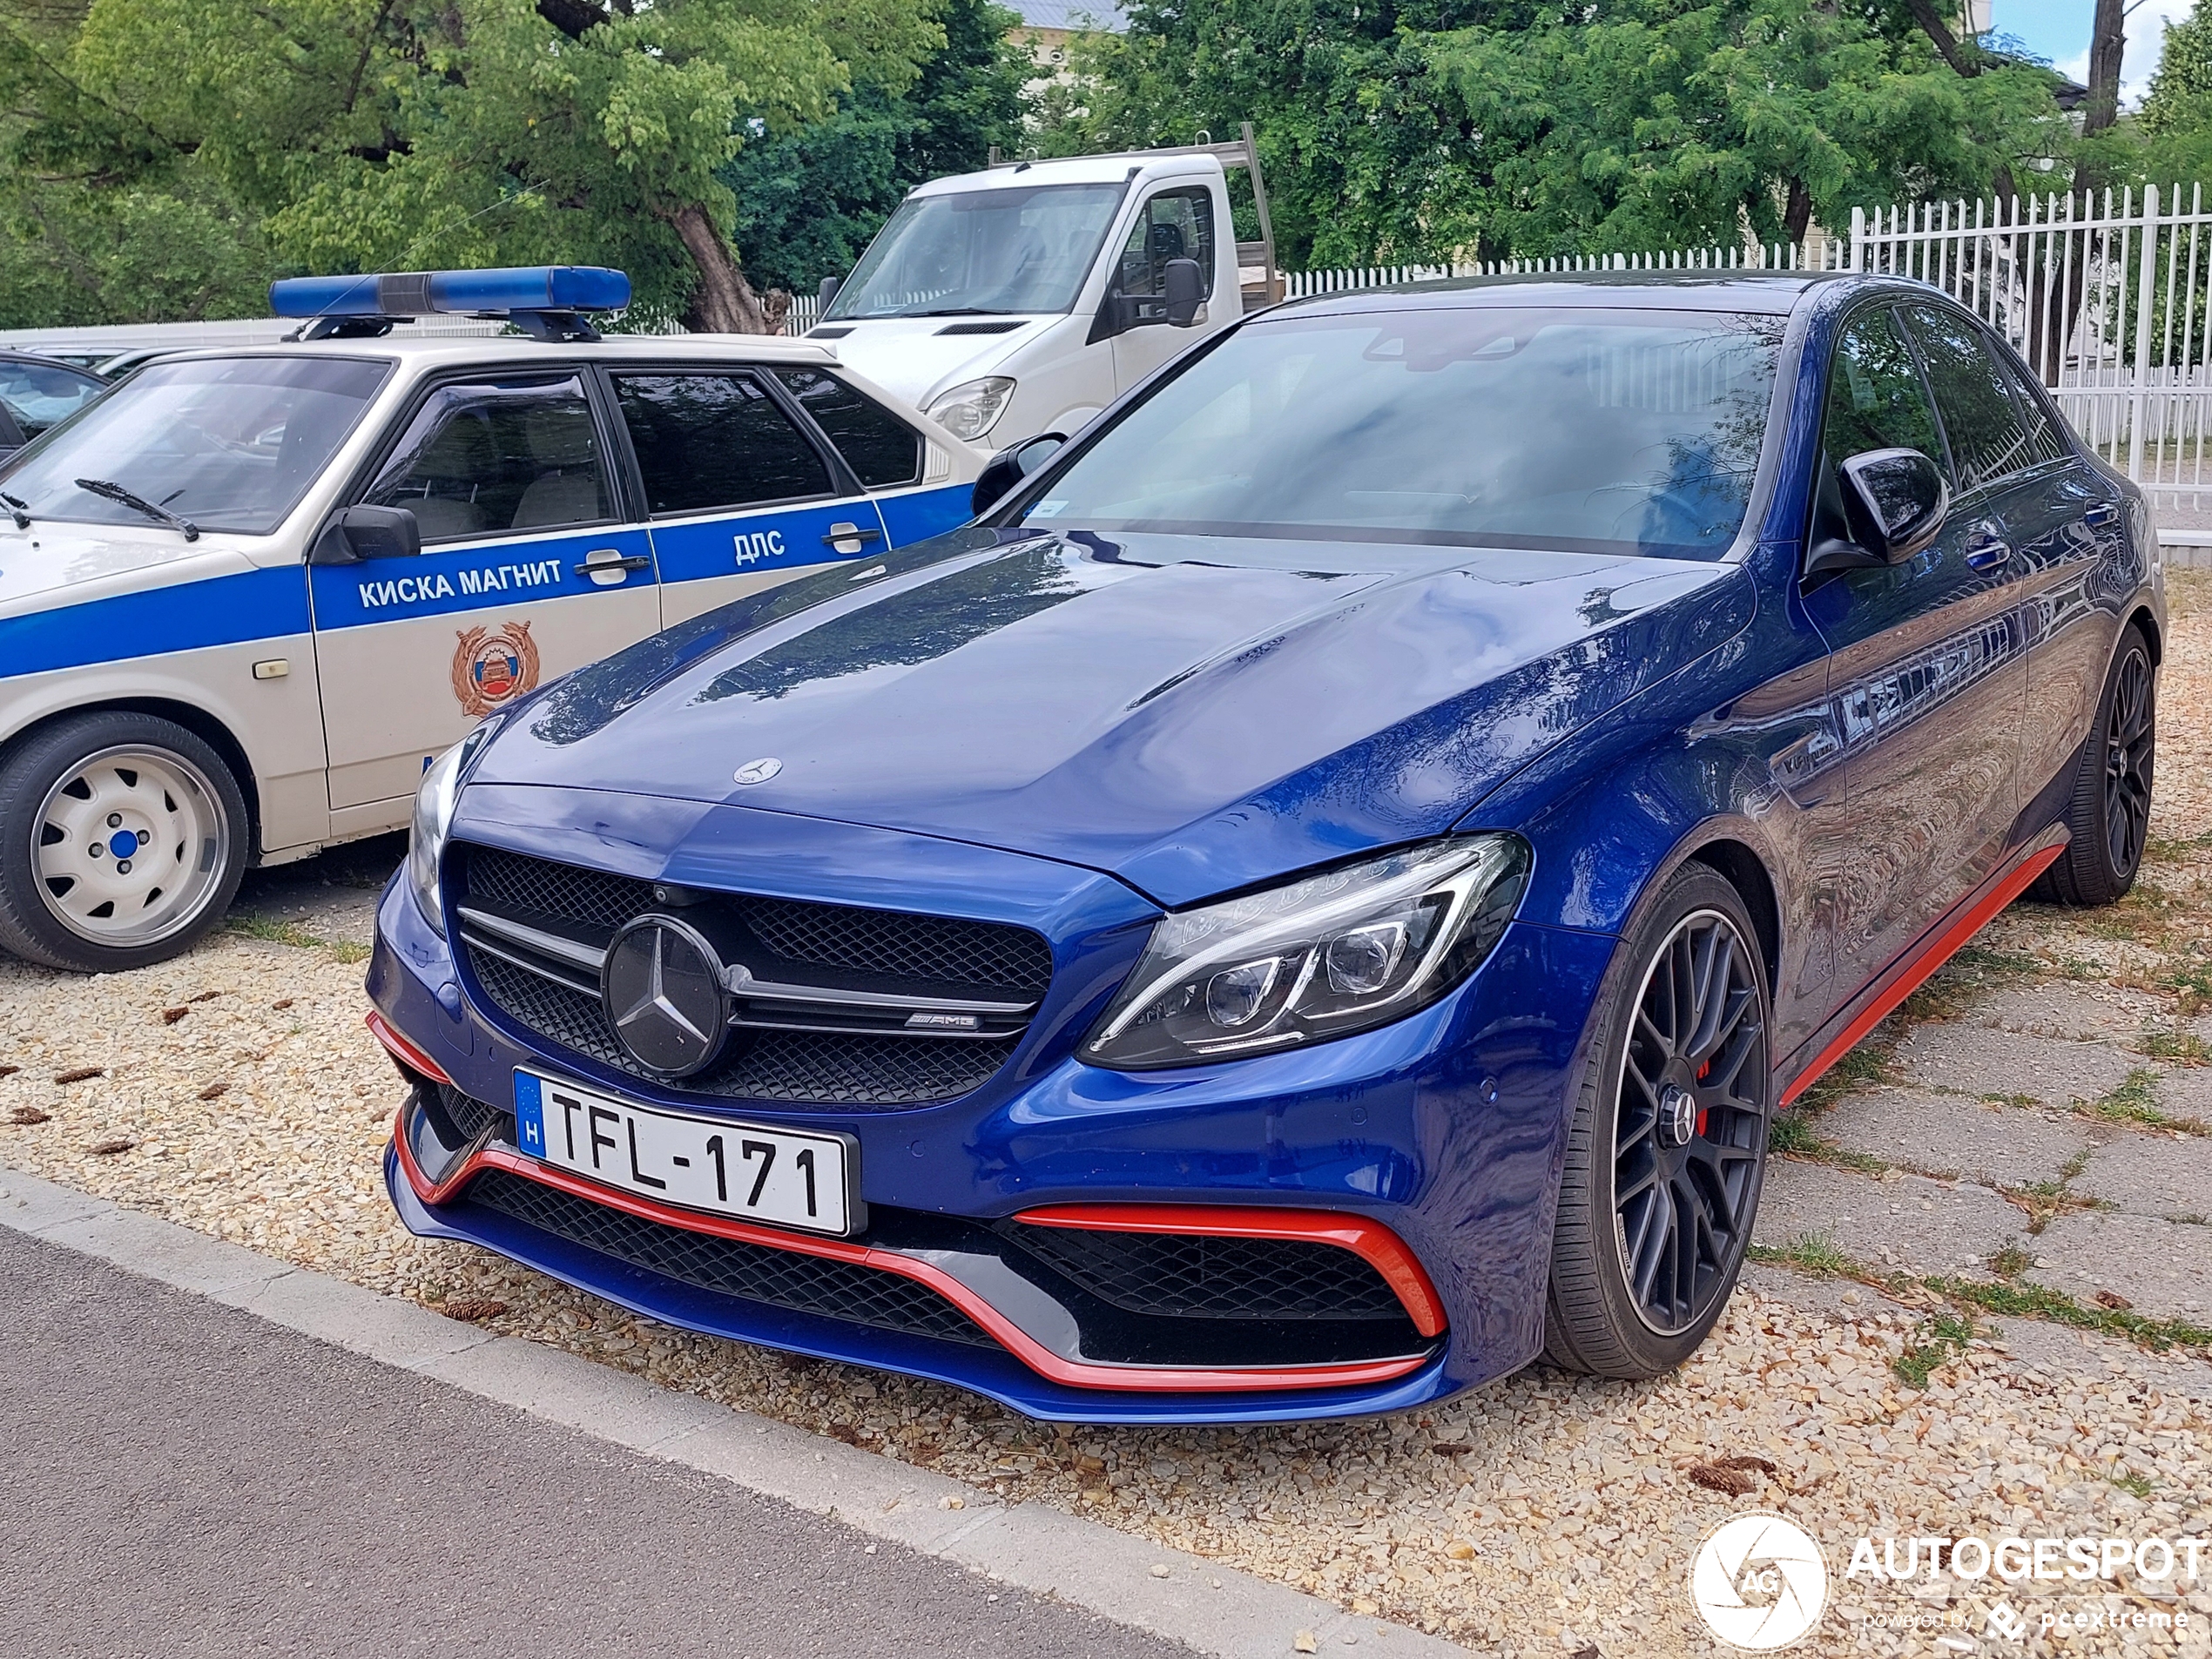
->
<box><xmin>1542</xmin><ymin>862</ymin><xmax>1775</xmax><ymax>1379</ymax></box>
<box><xmin>2029</xmin><ymin>624</ymin><xmax>2155</xmax><ymax>909</ymax></box>
<box><xmin>0</xmin><ymin>711</ymin><xmax>249</xmax><ymax>973</ymax></box>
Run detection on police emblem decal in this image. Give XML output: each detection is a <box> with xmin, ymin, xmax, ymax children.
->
<box><xmin>451</xmin><ymin>621</ymin><xmax>542</xmax><ymax>718</ymax></box>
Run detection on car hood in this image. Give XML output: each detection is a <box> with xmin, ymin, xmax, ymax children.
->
<box><xmin>824</xmin><ymin>317</ymin><xmax>1053</xmax><ymax>410</ymax></box>
<box><xmin>478</xmin><ymin>529</ymin><xmax>1756</xmax><ymax>907</ymax></box>
<box><xmin>0</xmin><ymin>519</ymin><xmax>244</xmax><ymax>610</ymax></box>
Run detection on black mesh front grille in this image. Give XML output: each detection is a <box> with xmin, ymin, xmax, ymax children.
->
<box><xmin>454</xmin><ymin>844</ymin><xmax>1048</xmax><ymax>1109</ymax></box>
<box><xmin>1001</xmin><ymin>1224</ymin><xmax>1408</xmax><ymax>1321</ymax></box>
<box><xmin>466</xmin><ymin>1170</ymin><xmax>995</xmax><ymax>1347</ymax></box>
<box><xmin>434</xmin><ymin>1083</ymin><xmax>506</xmax><ymax>1143</ymax></box>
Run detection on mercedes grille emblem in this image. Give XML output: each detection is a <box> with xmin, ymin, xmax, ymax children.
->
<box><xmin>602</xmin><ymin>914</ymin><xmax>728</xmax><ymax>1077</ymax></box>
<box><xmin>732</xmin><ymin>756</ymin><xmax>783</xmax><ymax>786</ymax></box>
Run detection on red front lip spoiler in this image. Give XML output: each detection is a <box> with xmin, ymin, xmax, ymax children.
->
<box><xmin>390</xmin><ymin>1109</ymin><xmax>1441</xmax><ymax>1394</ymax></box>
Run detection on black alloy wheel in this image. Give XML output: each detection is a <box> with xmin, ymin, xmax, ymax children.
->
<box><xmin>2033</xmin><ymin>624</ymin><xmax>2157</xmax><ymax>908</ymax></box>
<box><xmin>1612</xmin><ymin>909</ymin><xmax>1770</xmax><ymax>1336</ymax></box>
<box><xmin>1543</xmin><ymin>863</ymin><xmax>1774</xmax><ymax>1379</ymax></box>
<box><xmin>2102</xmin><ymin>647</ymin><xmax>2154</xmax><ymax>880</ymax></box>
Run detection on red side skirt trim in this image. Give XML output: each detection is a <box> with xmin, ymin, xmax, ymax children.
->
<box><xmin>1778</xmin><ymin>839</ymin><xmax>2067</xmax><ymax>1107</ymax></box>
<box><xmin>390</xmin><ymin>1124</ymin><xmax>1434</xmax><ymax>1394</ymax></box>
<box><xmin>1014</xmin><ymin>1203</ymin><xmax>1449</xmax><ymax>1339</ymax></box>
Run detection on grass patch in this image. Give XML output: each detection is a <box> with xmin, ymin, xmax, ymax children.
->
<box><xmin>2136</xmin><ymin>1027</ymin><xmax>2212</xmax><ymax>1066</ymax></box>
<box><xmin>225</xmin><ymin>914</ymin><xmax>372</xmax><ymax>964</ymax></box>
<box><xmin>2107</xmin><ymin>1469</ymin><xmax>2155</xmax><ymax>1499</ymax></box>
<box><xmin>1951</xmin><ymin>944</ymin><xmax>2044</xmax><ymax>977</ymax></box>
<box><xmin>1988</xmin><ymin>1243</ymin><xmax>2032</xmax><ymax>1278</ymax></box>
<box><xmin>1981</xmin><ymin>1091</ymin><xmax>2040</xmax><ymax>1111</ymax></box>
<box><xmin>2076</xmin><ymin>1069</ymin><xmax>2210</xmax><ymax>1135</ymax></box>
<box><xmin>1767</xmin><ymin>1110</ymin><xmax>1891</xmax><ymax>1174</ymax></box>
<box><xmin>1893</xmin><ymin>1312</ymin><xmax>1977</xmax><ymax>1388</ymax></box>
<box><xmin>1749</xmin><ymin>1231</ymin><xmax>1856</xmax><ymax>1277</ymax></box>
<box><xmin>1793</xmin><ymin>1044</ymin><xmax>1889</xmax><ymax>1114</ymax></box>
<box><xmin>1919</xmin><ymin>1274</ymin><xmax>2212</xmax><ymax>1352</ymax></box>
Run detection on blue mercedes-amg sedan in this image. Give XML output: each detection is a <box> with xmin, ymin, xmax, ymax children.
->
<box><xmin>368</xmin><ymin>273</ymin><xmax>2161</xmax><ymax>1423</ymax></box>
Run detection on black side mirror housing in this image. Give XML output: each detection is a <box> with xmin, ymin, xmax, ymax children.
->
<box><xmin>311</xmin><ymin>503</ymin><xmax>421</xmax><ymax>564</ymax></box>
<box><xmin>1838</xmin><ymin>447</ymin><xmax>1946</xmax><ymax>563</ymax></box>
<box><xmin>1163</xmin><ymin>258</ymin><xmax>1204</xmax><ymax>327</ymax></box>
<box><xmin>971</xmin><ymin>433</ymin><xmax>1068</xmax><ymax>518</ymax></box>
<box><xmin>818</xmin><ymin>275</ymin><xmax>841</xmax><ymax>311</ymax></box>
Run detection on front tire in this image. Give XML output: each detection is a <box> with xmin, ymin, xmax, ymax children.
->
<box><xmin>1542</xmin><ymin>864</ymin><xmax>1774</xmax><ymax>1379</ymax></box>
<box><xmin>0</xmin><ymin>711</ymin><xmax>249</xmax><ymax>973</ymax></box>
<box><xmin>2031</xmin><ymin>624</ymin><xmax>2155</xmax><ymax>908</ymax></box>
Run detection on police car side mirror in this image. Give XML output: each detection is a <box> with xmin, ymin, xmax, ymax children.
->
<box><xmin>312</xmin><ymin>503</ymin><xmax>421</xmax><ymax>564</ymax></box>
<box><xmin>971</xmin><ymin>433</ymin><xmax>1067</xmax><ymax>518</ymax></box>
<box><xmin>1163</xmin><ymin>259</ymin><xmax>1204</xmax><ymax>327</ymax></box>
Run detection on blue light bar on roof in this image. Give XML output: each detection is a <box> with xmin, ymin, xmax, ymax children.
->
<box><xmin>268</xmin><ymin>266</ymin><xmax>631</xmax><ymax>320</ymax></box>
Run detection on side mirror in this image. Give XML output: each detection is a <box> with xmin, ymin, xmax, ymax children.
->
<box><xmin>818</xmin><ymin>275</ymin><xmax>841</xmax><ymax>311</ymax></box>
<box><xmin>311</xmin><ymin>503</ymin><xmax>421</xmax><ymax>564</ymax></box>
<box><xmin>1163</xmin><ymin>258</ymin><xmax>1204</xmax><ymax>327</ymax></box>
<box><xmin>971</xmin><ymin>433</ymin><xmax>1068</xmax><ymax>517</ymax></box>
<box><xmin>1838</xmin><ymin>447</ymin><xmax>1946</xmax><ymax>563</ymax></box>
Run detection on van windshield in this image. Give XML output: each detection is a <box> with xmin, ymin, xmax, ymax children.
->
<box><xmin>1017</xmin><ymin>306</ymin><xmax>1786</xmax><ymax>560</ymax></box>
<box><xmin>0</xmin><ymin>355</ymin><xmax>391</xmax><ymax>536</ymax></box>
<box><xmin>825</xmin><ymin>182</ymin><xmax>1126</xmax><ymax>320</ymax></box>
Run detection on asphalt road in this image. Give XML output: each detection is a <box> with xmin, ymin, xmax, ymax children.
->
<box><xmin>0</xmin><ymin>1228</ymin><xmax>1193</xmax><ymax>1659</ymax></box>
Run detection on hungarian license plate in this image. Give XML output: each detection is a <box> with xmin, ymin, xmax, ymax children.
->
<box><xmin>512</xmin><ymin>1069</ymin><xmax>856</xmax><ymax>1237</ymax></box>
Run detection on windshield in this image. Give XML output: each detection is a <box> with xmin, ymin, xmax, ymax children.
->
<box><xmin>1018</xmin><ymin>306</ymin><xmax>1786</xmax><ymax>559</ymax></box>
<box><xmin>0</xmin><ymin>360</ymin><xmax>104</xmax><ymax>438</ymax></box>
<box><xmin>825</xmin><ymin>182</ymin><xmax>1127</xmax><ymax>320</ymax></box>
<box><xmin>0</xmin><ymin>355</ymin><xmax>392</xmax><ymax>536</ymax></box>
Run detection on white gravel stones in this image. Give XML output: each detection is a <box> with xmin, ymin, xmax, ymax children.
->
<box><xmin>1892</xmin><ymin>1022</ymin><xmax>2142</xmax><ymax>1106</ymax></box>
<box><xmin>1814</xmin><ymin>1086</ymin><xmax>2102</xmax><ymax>1189</ymax></box>
<box><xmin>1756</xmin><ymin>1160</ymin><xmax>2027</xmax><ymax>1274</ymax></box>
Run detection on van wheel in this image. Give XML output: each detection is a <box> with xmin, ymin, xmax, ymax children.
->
<box><xmin>0</xmin><ymin>712</ymin><xmax>248</xmax><ymax>973</ymax></box>
<box><xmin>2030</xmin><ymin>624</ymin><xmax>2155</xmax><ymax>908</ymax></box>
<box><xmin>1542</xmin><ymin>864</ymin><xmax>1773</xmax><ymax>1379</ymax></box>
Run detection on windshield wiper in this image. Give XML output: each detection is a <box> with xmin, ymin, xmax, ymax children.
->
<box><xmin>0</xmin><ymin>490</ymin><xmax>29</xmax><ymax>530</ymax></box>
<box><xmin>75</xmin><ymin>478</ymin><xmax>199</xmax><ymax>541</ymax></box>
<box><xmin>899</xmin><ymin>307</ymin><xmax>1002</xmax><ymax>318</ymax></box>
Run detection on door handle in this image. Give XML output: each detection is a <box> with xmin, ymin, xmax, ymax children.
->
<box><xmin>575</xmin><ymin>550</ymin><xmax>653</xmax><ymax>583</ymax></box>
<box><xmin>2084</xmin><ymin>502</ymin><xmax>2120</xmax><ymax>528</ymax></box>
<box><xmin>1963</xmin><ymin>528</ymin><xmax>2013</xmax><ymax>571</ymax></box>
<box><xmin>821</xmin><ymin>522</ymin><xmax>884</xmax><ymax>554</ymax></box>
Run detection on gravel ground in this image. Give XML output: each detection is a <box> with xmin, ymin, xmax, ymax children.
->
<box><xmin>11</xmin><ymin>582</ymin><xmax>2212</xmax><ymax>1656</ymax></box>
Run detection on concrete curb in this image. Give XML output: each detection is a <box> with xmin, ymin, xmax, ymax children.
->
<box><xmin>0</xmin><ymin>1167</ymin><xmax>1469</xmax><ymax>1659</ymax></box>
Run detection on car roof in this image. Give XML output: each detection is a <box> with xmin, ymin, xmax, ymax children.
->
<box><xmin>0</xmin><ymin>349</ymin><xmax>106</xmax><ymax>379</ymax></box>
<box><xmin>136</xmin><ymin>333</ymin><xmax>844</xmax><ymax>368</ymax></box>
<box><xmin>1272</xmin><ymin>270</ymin><xmax>1858</xmax><ymax>319</ymax></box>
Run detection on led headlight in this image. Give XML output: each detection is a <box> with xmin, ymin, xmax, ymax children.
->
<box><xmin>407</xmin><ymin>718</ymin><xmax>502</xmax><ymax>931</ymax></box>
<box><xmin>924</xmin><ymin>376</ymin><xmax>1015</xmax><ymax>442</ymax></box>
<box><xmin>1082</xmin><ymin>836</ymin><xmax>1532</xmax><ymax>1070</ymax></box>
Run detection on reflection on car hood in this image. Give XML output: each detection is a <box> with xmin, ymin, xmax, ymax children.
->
<box><xmin>0</xmin><ymin>520</ymin><xmax>242</xmax><ymax>610</ymax></box>
<box><xmin>481</xmin><ymin>528</ymin><xmax>1756</xmax><ymax>907</ymax></box>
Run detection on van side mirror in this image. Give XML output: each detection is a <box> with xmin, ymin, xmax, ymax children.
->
<box><xmin>311</xmin><ymin>503</ymin><xmax>421</xmax><ymax>564</ymax></box>
<box><xmin>1163</xmin><ymin>258</ymin><xmax>1204</xmax><ymax>327</ymax></box>
<box><xmin>818</xmin><ymin>275</ymin><xmax>841</xmax><ymax>311</ymax></box>
<box><xmin>971</xmin><ymin>433</ymin><xmax>1068</xmax><ymax>517</ymax></box>
<box><xmin>1838</xmin><ymin>447</ymin><xmax>1946</xmax><ymax>563</ymax></box>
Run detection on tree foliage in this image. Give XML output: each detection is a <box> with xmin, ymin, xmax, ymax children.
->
<box><xmin>1037</xmin><ymin>0</ymin><xmax>2073</xmax><ymax>267</ymax></box>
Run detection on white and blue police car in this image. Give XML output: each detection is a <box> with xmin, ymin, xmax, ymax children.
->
<box><xmin>0</xmin><ymin>266</ymin><xmax>988</xmax><ymax>972</ymax></box>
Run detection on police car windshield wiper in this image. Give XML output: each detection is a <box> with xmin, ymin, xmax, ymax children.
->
<box><xmin>0</xmin><ymin>490</ymin><xmax>28</xmax><ymax>530</ymax></box>
<box><xmin>75</xmin><ymin>477</ymin><xmax>199</xmax><ymax>542</ymax></box>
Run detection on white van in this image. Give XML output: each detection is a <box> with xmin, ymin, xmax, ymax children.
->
<box><xmin>813</xmin><ymin>132</ymin><xmax>1278</xmax><ymax>450</ymax></box>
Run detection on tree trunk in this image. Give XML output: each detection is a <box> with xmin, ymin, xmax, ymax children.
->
<box><xmin>2084</xmin><ymin>0</ymin><xmax>2125</xmax><ymax>139</ymax></box>
<box><xmin>670</xmin><ymin>203</ymin><xmax>772</xmax><ymax>334</ymax></box>
<box><xmin>1784</xmin><ymin>176</ymin><xmax>1811</xmax><ymax>246</ymax></box>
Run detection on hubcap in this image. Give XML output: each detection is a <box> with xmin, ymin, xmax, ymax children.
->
<box><xmin>1612</xmin><ymin>909</ymin><xmax>1771</xmax><ymax>1337</ymax></box>
<box><xmin>32</xmin><ymin>746</ymin><xmax>230</xmax><ymax>948</ymax></box>
<box><xmin>2103</xmin><ymin>648</ymin><xmax>2154</xmax><ymax>880</ymax></box>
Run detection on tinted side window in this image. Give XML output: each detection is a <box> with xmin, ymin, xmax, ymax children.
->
<box><xmin>612</xmin><ymin>373</ymin><xmax>832</xmax><ymax>515</ymax></box>
<box><xmin>1824</xmin><ymin>309</ymin><xmax>1943</xmax><ymax>472</ymax></box>
<box><xmin>0</xmin><ymin>361</ymin><xmax>103</xmax><ymax>437</ymax></box>
<box><xmin>364</xmin><ymin>376</ymin><xmax>609</xmax><ymax>543</ymax></box>
<box><xmin>1117</xmin><ymin>187</ymin><xmax>1216</xmax><ymax>299</ymax></box>
<box><xmin>773</xmin><ymin>368</ymin><xmax>922</xmax><ymax>488</ymax></box>
<box><xmin>1988</xmin><ymin>349</ymin><xmax>2073</xmax><ymax>467</ymax></box>
<box><xmin>1904</xmin><ymin>305</ymin><xmax>2038</xmax><ymax>490</ymax></box>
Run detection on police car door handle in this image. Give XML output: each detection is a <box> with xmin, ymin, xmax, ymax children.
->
<box><xmin>821</xmin><ymin>522</ymin><xmax>884</xmax><ymax>550</ymax></box>
<box><xmin>575</xmin><ymin>550</ymin><xmax>652</xmax><ymax>579</ymax></box>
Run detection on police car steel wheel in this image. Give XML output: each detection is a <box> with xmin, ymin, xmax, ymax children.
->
<box><xmin>1540</xmin><ymin>864</ymin><xmax>1773</xmax><ymax>1379</ymax></box>
<box><xmin>0</xmin><ymin>712</ymin><xmax>249</xmax><ymax>974</ymax></box>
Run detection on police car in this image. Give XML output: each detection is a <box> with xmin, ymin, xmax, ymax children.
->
<box><xmin>0</xmin><ymin>266</ymin><xmax>987</xmax><ymax>974</ymax></box>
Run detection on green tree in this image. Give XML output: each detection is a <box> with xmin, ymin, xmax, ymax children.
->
<box><xmin>720</xmin><ymin>0</ymin><xmax>1028</xmax><ymax>295</ymax></box>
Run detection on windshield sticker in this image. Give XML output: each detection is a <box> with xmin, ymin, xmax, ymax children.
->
<box><xmin>1030</xmin><ymin>500</ymin><xmax>1069</xmax><ymax>518</ymax></box>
